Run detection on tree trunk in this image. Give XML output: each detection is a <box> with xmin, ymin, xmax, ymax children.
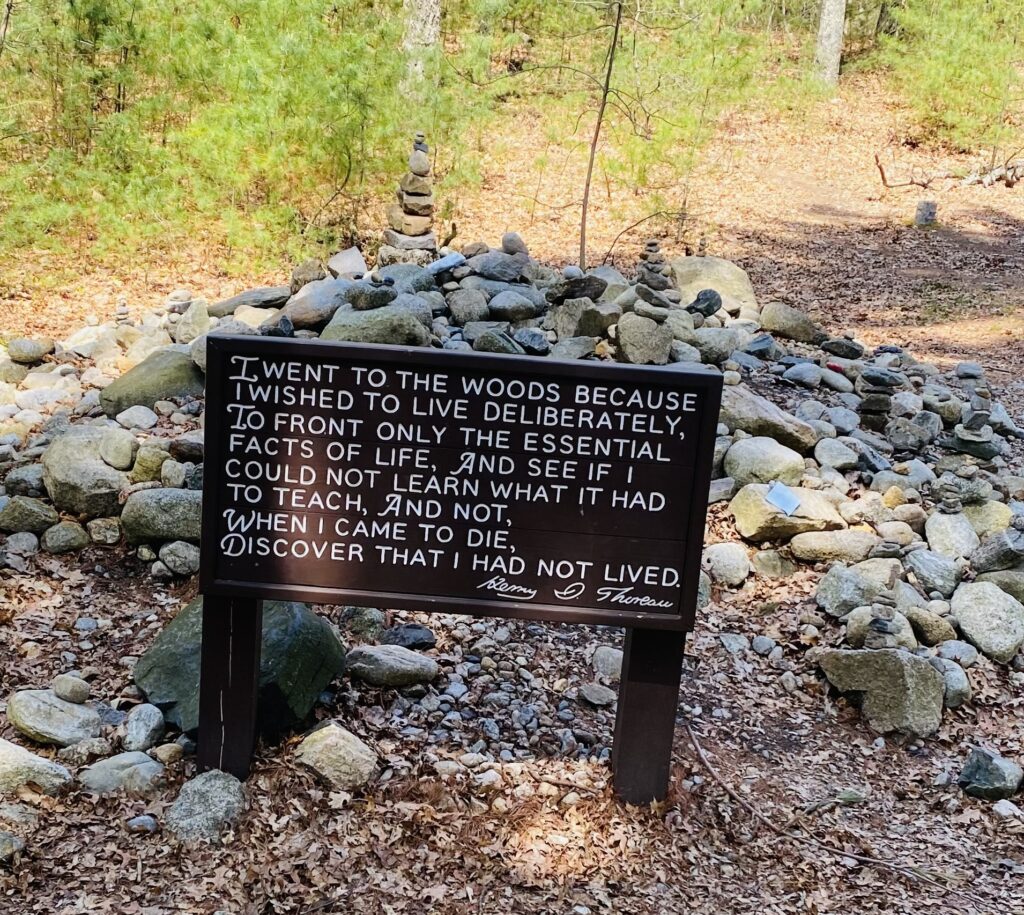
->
<box><xmin>814</xmin><ymin>0</ymin><xmax>847</xmax><ymax>86</ymax></box>
<box><xmin>402</xmin><ymin>0</ymin><xmax>441</xmax><ymax>85</ymax></box>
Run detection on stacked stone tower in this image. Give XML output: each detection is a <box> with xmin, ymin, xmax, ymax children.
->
<box><xmin>379</xmin><ymin>131</ymin><xmax>438</xmax><ymax>267</ymax></box>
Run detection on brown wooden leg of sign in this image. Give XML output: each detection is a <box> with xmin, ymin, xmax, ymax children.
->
<box><xmin>612</xmin><ymin>626</ymin><xmax>687</xmax><ymax>805</ymax></box>
<box><xmin>197</xmin><ymin>597</ymin><xmax>263</xmax><ymax>779</ymax></box>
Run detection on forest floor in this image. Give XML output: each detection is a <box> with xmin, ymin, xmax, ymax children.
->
<box><xmin>2</xmin><ymin>75</ymin><xmax>1024</xmax><ymax>914</ymax></box>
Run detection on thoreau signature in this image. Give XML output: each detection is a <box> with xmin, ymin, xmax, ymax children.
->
<box><xmin>476</xmin><ymin>576</ymin><xmax>537</xmax><ymax>600</ymax></box>
<box><xmin>596</xmin><ymin>586</ymin><xmax>673</xmax><ymax>609</ymax></box>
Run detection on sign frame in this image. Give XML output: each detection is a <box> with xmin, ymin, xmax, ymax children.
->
<box><xmin>197</xmin><ymin>334</ymin><xmax>723</xmax><ymax>803</ymax></box>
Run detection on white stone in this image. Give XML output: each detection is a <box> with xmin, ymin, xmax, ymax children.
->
<box><xmin>116</xmin><ymin>405</ymin><xmax>159</xmax><ymax>430</ymax></box>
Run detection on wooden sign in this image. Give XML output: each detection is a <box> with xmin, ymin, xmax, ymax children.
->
<box><xmin>198</xmin><ymin>335</ymin><xmax>722</xmax><ymax>803</ymax></box>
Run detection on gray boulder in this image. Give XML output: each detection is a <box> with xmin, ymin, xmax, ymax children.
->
<box><xmin>121</xmin><ymin>489</ymin><xmax>202</xmax><ymax>544</ymax></box>
<box><xmin>905</xmin><ymin>549</ymin><xmax>961</xmax><ymax>598</ymax></box>
<box><xmin>816</xmin><ymin>563</ymin><xmax>887</xmax><ymax>617</ymax></box>
<box><xmin>166</xmin><ymin>770</ymin><xmax>245</xmax><ymax>844</ymax></box>
<box><xmin>951</xmin><ymin>582</ymin><xmax>1024</xmax><ymax>663</ymax></box>
<box><xmin>134</xmin><ymin>597</ymin><xmax>346</xmax><ymax>738</ymax></box>
<box><xmin>976</xmin><ymin>567</ymin><xmax>1024</xmax><ymax>603</ymax></box>
<box><xmin>3</xmin><ymin>464</ymin><xmax>45</xmax><ymax>498</ymax></box>
<box><xmin>928</xmin><ymin>657</ymin><xmax>972</xmax><ymax>708</ymax></box>
<box><xmin>925</xmin><ymin>512</ymin><xmax>980</xmax><ymax>559</ymax></box>
<box><xmin>702</xmin><ymin>542</ymin><xmax>750</xmax><ymax>586</ymax></box>
<box><xmin>0</xmin><ymin>496</ymin><xmax>58</xmax><ymax>535</ymax></box>
<box><xmin>958</xmin><ymin>748</ymin><xmax>1023</xmax><ymax>800</ymax></box>
<box><xmin>320</xmin><ymin>304</ymin><xmax>430</xmax><ymax>346</ymax></box>
<box><xmin>817</xmin><ymin>648</ymin><xmax>944</xmax><ymax>737</ymax></box>
<box><xmin>280</xmin><ymin>278</ymin><xmax>352</xmax><ymax>329</ymax></box>
<box><xmin>691</xmin><ymin>327</ymin><xmax>740</xmax><ymax>365</ymax></box>
<box><xmin>208</xmin><ymin>285</ymin><xmax>291</xmax><ymax>319</ymax></box>
<box><xmin>295</xmin><ymin>723</ymin><xmax>378</xmax><ymax>789</ymax></box>
<box><xmin>41</xmin><ymin>521</ymin><xmax>89</xmax><ymax>554</ymax></box>
<box><xmin>790</xmin><ymin>530</ymin><xmax>880</xmax><ymax>563</ymax></box>
<box><xmin>723</xmin><ymin>436</ymin><xmax>804</xmax><ymax>486</ymax></box>
<box><xmin>616</xmin><ymin>312</ymin><xmax>672</xmax><ymax>365</ymax></box>
<box><xmin>0</xmin><ymin>737</ymin><xmax>72</xmax><ymax>794</ymax></box>
<box><xmin>80</xmin><ymin>751</ymin><xmax>166</xmax><ymax>796</ymax></box>
<box><xmin>671</xmin><ymin>256</ymin><xmax>756</xmax><ymax>316</ymax></box>
<box><xmin>122</xmin><ymin>703</ymin><xmax>165</xmax><ymax>752</ymax></box>
<box><xmin>6</xmin><ymin>690</ymin><xmax>101</xmax><ymax>747</ymax></box>
<box><xmin>99</xmin><ymin>347</ymin><xmax>204</xmax><ymax>416</ymax></box>
<box><xmin>729</xmin><ymin>484</ymin><xmax>845</xmax><ymax>543</ymax></box>
<box><xmin>719</xmin><ymin>385</ymin><xmax>818</xmax><ymax>453</ymax></box>
<box><xmin>7</xmin><ymin>337</ymin><xmax>54</xmax><ymax>364</ymax></box>
<box><xmin>760</xmin><ymin>301</ymin><xmax>826</xmax><ymax>344</ymax></box>
<box><xmin>42</xmin><ymin>425</ymin><xmax>128</xmax><ymax>516</ymax></box>
<box><xmin>592</xmin><ymin>646</ymin><xmax>624</xmax><ymax>681</ymax></box>
<box><xmin>346</xmin><ymin>644</ymin><xmax>438</xmax><ymax>687</ymax></box>
<box><xmin>446</xmin><ymin>289</ymin><xmax>490</xmax><ymax>326</ymax></box>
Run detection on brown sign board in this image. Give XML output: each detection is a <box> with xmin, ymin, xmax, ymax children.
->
<box><xmin>197</xmin><ymin>334</ymin><xmax>723</xmax><ymax>803</ymax></box>
<box><xmin>200</xmin><ymin>335</ymin><xmax>723</xmax><ymax>632</ymax></box>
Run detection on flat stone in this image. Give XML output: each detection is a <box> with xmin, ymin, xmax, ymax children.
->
<box><xmin>208</xmin><ymin>286</ymin><xmax>291</xmax><ymax>318</ymax></box>
<box><xmin>729</xmin><ymin>484</ymin><xmax>846</xmax><ymax>543</ymax></box>
<box><xmin>790</xmin><ymin>530</ymin><xmax>880</xmax><ymax>563</ymax></box>
<box><xmin>579</xmin><ymin>682</ymin><xmax>616</xmax><ymax>707</ymax></box>
<box><xmin>320</xmin><ymin>304</ymin><xmax>430</xmax><ymax>346</ymax></box>
<box><xmin>719</xmin><ymin>385</ymin><xmax>818</xmax><ymax>453</ymax></box>
<box><xmin>100</xmin><ymin>348</ymin><xmax>204</xmax><ymax>416</ymax></box>
<box><xmin>346</xmin><ymin>645</ymin><xmax>438</xmax><ymax>687</ymax></box>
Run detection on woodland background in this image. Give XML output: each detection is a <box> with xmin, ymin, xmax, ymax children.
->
<box><xmin>0</xmin><ymin>0</ymin><xmax>1021</xmax><ymax>284</ymax></box>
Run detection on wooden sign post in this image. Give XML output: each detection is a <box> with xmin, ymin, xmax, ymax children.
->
<box><xmin>199</xmin><ymin>336</ymin><xmax>722</xmax><ymax>803</ymax></box>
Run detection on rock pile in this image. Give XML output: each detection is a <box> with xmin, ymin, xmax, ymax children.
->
<box><xmin>2</xmin><ymin>200</ymin><xmax>1023</xmax><ymax>813</ymax></box>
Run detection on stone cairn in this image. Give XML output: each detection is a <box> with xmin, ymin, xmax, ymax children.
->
<box><xmin>380</xmin><ymin>131</ymin><xmax>437</xmax><ymax>268</ymax></box>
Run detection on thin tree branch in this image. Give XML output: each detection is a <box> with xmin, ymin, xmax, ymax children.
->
<box><xmin>600</xmin><ymin>210</ymin><xmax>682</xmax><ymax>264</ymax></box>
<box><xmin>0</xmin><ymin>0</ymin><xmax>15</xmax><ymax>64</ymax></box>
<box><xmin>684</xmin><ymin>722</ymin><xmax>994</xmax><ymax>912</ymax></box>
<box><xmin>580</xmin><ymin>0</ymin><xmax>623</xmax><ymax>271</ymax></box>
